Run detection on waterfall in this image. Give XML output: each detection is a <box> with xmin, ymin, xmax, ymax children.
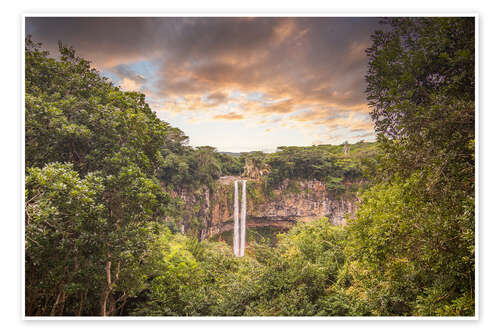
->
<box><xmin>240</xmin><ymin>180</ymin><xmax>247</xmax><ymax>257</ymax></box>
<box><xmin>233</xmin><ymin>181</ymin><xmax>239</xmax><ymax>256</ymax></box>
<box><xmin>233</xmin><ymin>180</ymin><xmax>247</xmax><ymax>257</ymax></box>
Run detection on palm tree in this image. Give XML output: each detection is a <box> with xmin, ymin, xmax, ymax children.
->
<box><xmin>242</xmin><ymin>157</ymin><xmax>270</xmax><ymax>179</ymax></box>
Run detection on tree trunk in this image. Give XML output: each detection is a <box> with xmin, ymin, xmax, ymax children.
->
<box><xmin>109</xmin><ymin>294</ymin><xmax>116</xmax><ymax>315</ymax></box>
<box><xmin>100</xmin><ymin>289</ymin><xmax>111</xmax><ymax>316</ymax></box>
<box><xmin>50</xmin><ymin>289</ymin><xmax>63</xmax><ymax>316</ymax></box>
<box><xmin>77</xmin><ymin>290</ymin><xmax>86</xmax><ymax>316</ymax></box>
<box><xmin>100</xmin><ymin>258</ymin><xmax>121</xmax><ymax>316</ymax></box>
<box><xmin>58</xmin><ymin>291</ymin><xmax>66</xmax><ymax>316</ymax></box>
<box><xmin>100</xmin><ymin>260</ymin><xmax>112</xmax><ymax>316</ymax></box>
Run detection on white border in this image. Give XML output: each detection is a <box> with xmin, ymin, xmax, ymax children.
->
<box><xmin>20</xmin><ymin>12</ymin><xmax>479</xmax><ymax>321</ymax></box>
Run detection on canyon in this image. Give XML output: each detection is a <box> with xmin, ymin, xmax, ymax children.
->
<box><xmin>169</xmin><ymin>176</ymin><xmax>360</xmax><ymax>240</ymax></box>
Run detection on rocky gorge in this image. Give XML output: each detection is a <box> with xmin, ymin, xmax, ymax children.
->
<box><xmin>169</xmin><ymin>176</ymin><xmax>360</xmax><ymax>240</ymax></box>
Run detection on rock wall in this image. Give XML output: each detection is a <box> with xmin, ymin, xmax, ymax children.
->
<box><xmin>170</xmin><ymin>177</ymin><xmax>360</xmax><ymax>240</ymax></box>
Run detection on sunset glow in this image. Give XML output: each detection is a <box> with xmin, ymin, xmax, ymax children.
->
<box><xmin>26</xmin><ymin>17</ymin><xmax>381</xmax><ymax>152</ymax></box>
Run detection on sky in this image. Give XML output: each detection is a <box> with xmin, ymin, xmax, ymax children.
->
<box><xmin>26</xmin><ymin>17</ymin><xmax>382</xmax><ymax>152</ymax></box>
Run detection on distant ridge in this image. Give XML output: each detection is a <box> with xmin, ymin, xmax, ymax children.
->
<box><xmin>219</xmin><ymin>151</ymin><xmax>242</xmax><ymax>157</ymax></box>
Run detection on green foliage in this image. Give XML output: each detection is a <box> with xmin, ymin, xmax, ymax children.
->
<box><xmin>25</xmin><ymin>39</ymin><xmax>168</xmax><ymax>177</ymax></box>
<box><xmin>25</xmin><ymin>38</ymin><xmax>170</xmax><ymax>316</ymax></box>
<box><xmin>343</xmin><ymin>177</ymin><xmax>474</xmax><ymax>316</ymax></box>
<box><xmin>342</xmin><ymin>17</ymin><xmax>476</xmax><ymax>316</ymax></box>
<box><xmin>241</xmin><ymin>218</ymin><xmax>349</xmax><ymax>316</ymax></box>
<box><xmin>128</xmin><ymin>232</ymin><xmax>249</xmax><ymax>316</ymax></box>
<box><xmin>161</xmin><ymin>145</ymin><xmax>243</xmax><ymax>191</ymax></box>
<box><xmin>246</xmin><ymin>181</ymin><xmax>266</xmax><ymax>204</ymax></box>
<box><xmin>366</xmin><ymin>17</ymin><xmax>475</xmax><ymax>192</ymax></box>
<box><xmin>325</xmin><ymin>176</ymin><xmax>345</xmax><ymax>195</ymax></box>
<box><xmin>130</xmin><ymin>218</ymin><xmax>351</xmax><ymax>316</ymax></box>
<box><xmin>263</xmin><ymin>143</ymin><xmax>378</xmax><ymax>195</ymax></box>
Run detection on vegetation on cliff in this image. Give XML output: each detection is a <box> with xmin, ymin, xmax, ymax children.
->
<box><xmin>24</xmin><ymin>16</ymin><xmax>474</xmax><ymax>317</ymax></box>
<box><xmin>263</xmin><ymin>142</ymin><xmax>377</xmax><ymax>196</ymax></box>
<box><xmin>160</xmin><ymin>136</ymin><xmax>375</xmax><ymax>237</ymax></box>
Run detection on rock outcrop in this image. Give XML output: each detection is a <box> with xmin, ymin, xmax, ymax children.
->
<box><xmin>170</xmin><ymin>177</ymin><xmax>360</xmax><ymax>240</ymax></box>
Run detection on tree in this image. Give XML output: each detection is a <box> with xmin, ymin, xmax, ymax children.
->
<box><xmin>25</xmin><ymin>38</ymin><xmax>172</xmax><ymax>316</ymax></box>
<box><xmin>242</xmin><ymin>218</ymin><xmax>349</xmax><ymax>316</ymax></box>
<box><xmin>343</xmin><ymin>17</ymin><xmax>476</xmax><ymax>316</ymax></box>
<box><xmin>25</xmin><ymin>163</ymin><xmax>105</xmax><ymax>316</ymax></box>
<box><xmin>365</xmin><ymin>17</ymin><xmax>475</xmax><ymax>192</ymax></box>
<box><xmin>344</xmin><ymin>177</ymin><xmax>474</xmax><ymax>315</ymax></box>
<box><xmin>25</xmin><ymin>37</ymin><xmax>169</xmax><ymax>176</ymax></box>
<box><xmin>242</xmin><ymin>151</ymin><xmax>270</xmax><ymax>179</ymax></box>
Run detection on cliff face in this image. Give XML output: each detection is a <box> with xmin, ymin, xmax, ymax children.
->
<box><xmin>170</xmin><ymin>177</ymin><xmax>360</xmax><ymax>240</ymax></box>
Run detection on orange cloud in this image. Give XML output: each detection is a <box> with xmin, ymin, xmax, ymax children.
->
<box><xmin>212</xmin><ymin>112</ymin><xmax>244</xmax><ymax>120</ymax></box>
<box><xmin>27</xmin><ymin>17</ymin><xmax>382</xmax><ymax>136</ymax></box>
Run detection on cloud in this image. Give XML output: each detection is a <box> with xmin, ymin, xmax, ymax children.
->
<box><xmin>25</xmin><ymin>17</ymin><xmax>382</xmax><ymax>139</ymax></box>
<box><xmin>110</xmin><ymin>64</ymin><xmax>146</xmax><ymax>83</ymax></box>
<box><xmin>205</xmin><ymin>91</ymin><xmax>228</xmax><ymax>106</ymax></box>
<box><xmin>289</xmin><ymin>108</ymin><xmax>374</xmax><ymax>135</ymax></box>
<box><xmin>119</xmin><ymin>77</ymin><xmax>143</xmax><ymax>91</ymax></box>
<box><xmin>212</xmin><ymin>112</ymin><xmax>244</xmax><ymax>120</ymax></box>
<box><xmin>26</xmin><ymin>17</ymin><xmax>169</xmax><ymax>67</ymax></box>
